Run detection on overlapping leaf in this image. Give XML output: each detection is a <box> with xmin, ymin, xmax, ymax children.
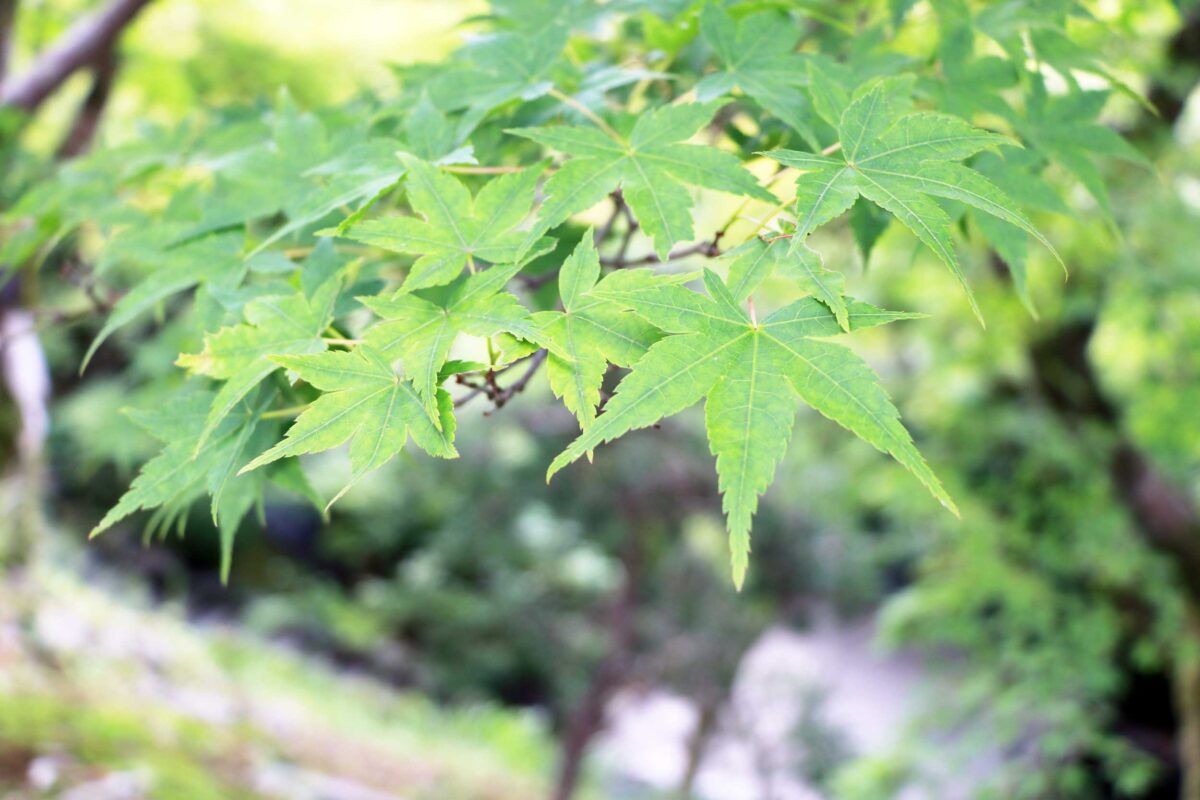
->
<box><xmin>334</xmin><ymin>156</ymin><xmax>553</xmax><ymax>293</ymax></box>
<box><xmin>767</xmin><ymin>76</ymin><xmax>1058</xmax><ymax>322</ymax></box>
<box><xmin>178</xmin><ymin>279</ymin><xmax>339</xmax><ymax>451</ymax></box>
<box><xmin>239</xmin><ymin>346</ymin><xmax>458</xmax><ymax>506</ymax></box>
<box><xmin>428</xmin><ymin>25</ymin><xmax>569</xmax><ymax>135</ymax></box>
<box><xmin>528</xmin><ymin>233</ymin><xmax>663</xmax><ymax>431</ymax></box>
<box><xmin>89</xmin><ymin>390</ymin><xmax>319</xmax><ymax>582</ymax></box>
<box><xmin>1018</xmin><ymin>84</ymin><xmax>1151</xmax><ymax>219</ymax></box>
<box><xmin>83</xmin><ymin>232</ymin><xmax>245</xmax><ymax>369</ymax></box>
<box><xmin>696</xmin><ymin>4</ymin><xmax>817</xmax><ymax>147</ymax></box>
<box><xmin>359</xmin><ymin>262</ymin><xmax>544</xmax><ymax>415</ymax></box>
<box><xmin>512</xmin><ymin>100</ymin><xmax>774</xmax><ymax>259</ymax></box>
<box><xmin>722</xmin><ymin>234</ymin><xmax>849</xmax><ymax>330</ymax></box>
<box><xmin>547</xmin><ymin>269</ymin><xmax>954</xmax><ymax>587</ymax></box>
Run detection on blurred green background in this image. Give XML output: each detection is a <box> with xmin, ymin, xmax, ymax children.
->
<box><xmin>3</xmin><ymin>1</ymin><xmax>1200</xmax><ymax>799</ymax></box>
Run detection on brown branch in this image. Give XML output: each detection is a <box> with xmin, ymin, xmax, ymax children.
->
<box><xmin>600</xmin><ymin>233</ymin><xmax>724</xmax><ymax>269</ymax></box>
<box><xmin>0</xmin><ymin>0</ymin><xmax>152</xmax><ymax>112</ymax></box>
<box><xmin>593</xmin><ymin>190</ymin><xmax>625</xmax><ymax>247</ymax></box>
<box><xmin>453</xmin><ymin>349</ymin><xmax>548</xmax><ymax>410</ymax></box>
<box><xmin>56</xmin><ymin>44</ymin><xmax>118</xmax><ymax>158</ymax></box>
<box><xmin>613</xmin><ymin>202</ymin><xmax>639</xmax><ymax>264</ymax></box>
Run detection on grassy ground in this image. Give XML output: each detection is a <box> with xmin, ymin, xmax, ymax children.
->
<box><xmin>0</xmin><ymin>556</ymin><xmax>560</xmax><ymax>800</ymax></box>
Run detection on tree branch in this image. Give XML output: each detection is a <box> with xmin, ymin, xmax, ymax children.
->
<box><xmin>453</xmin><ymin>349</ymin><xmax>548</xmax><ymax>410</ymax></box>
<box><xmin>600</xmin><ymin>234</ymin><xmax>723</xmax><ymax>269</ymax></box>
<box><xmin>56</xmin><ymin>43</ymin><xmax>117</xmax><ymax>158</ymax></box>
<box><xmin>0</xmin><ymin>0</ymin><xmax>152</xmax><ymax>112</ymax></box>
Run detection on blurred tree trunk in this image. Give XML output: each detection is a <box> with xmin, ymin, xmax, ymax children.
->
<box><xmin>1030</xmin><ymin>319</ymin><xmax>1200</xmax><ymax>800</ymax></box>
<box><xmin>1179</xmin><ymin>607</ymin><xmax>1200</xmax><ymax>800</ymax></box>
<box><xmin>0</xmin><ymin>0</ymin><xmax>139</xmax><ymax>576</ymax></box>
<box><xmin>0</xmin><ymin>284</ymin><xmax>49</xmax><ymax>575</ymax></box>
<box><xmin>552</xmin><ymin>526</ymin><xmax>640</xmax><ymax>800</ymax></box>
<box><xmin>677</xmin><ymin>695</ymin><xmax>720</xmax><ymax>799</ymax></box>
<box><xmin>0</xmin><ymin>1</ymin><xmax>16</xmax><ymax>88</ymax></box>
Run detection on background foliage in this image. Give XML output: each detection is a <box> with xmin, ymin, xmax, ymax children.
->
<box><xmin>2</xmin><ymin>1</ymin><xmax>1200</xmax><ymax>799</ymax></box>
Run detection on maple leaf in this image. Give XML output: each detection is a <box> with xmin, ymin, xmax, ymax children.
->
<box><xmin>547</xmin><ymin>269</ymin><xmax>955</xmax><ymax>588</ymax></box>
<box><xmin>83</xmin><ymin>232</ymin><xmax>245</xmax><ymax>369</ymax></box>
<box><xmin>511</xmin><ymin>100</ymin><xmax>775</xmax><ymax>260</ymax></box>
<box><xmin>205</xmin><ymin>91</ymin><xmax>407</xmax><ymax>257</ymax></box>
<box><xmin>178</xmin><ymin>279</ymin><xmax>339</xmax><ymax>452</ymax></box>
<box><xmin>428</xmin><ymin>25</ymin><xmax>568</xmax><ymax>135</ymax></box>
<box><xmin>239</xmin><ymin>346</ymin><xmax>458</xmax><ymax>507</ymax></box>
<box><xmin>333</xmin><ymin>155</ymin><xmax>554</xmax><ymax>293</ymax></box>
<box><xmin>767</xmin><ymin>76</ymin><xmax>1059</xmax><ymax>322</ymax></box>
<box><xmin>925</xmin><ymin>0</ymin><xmax>1018</xmax><ymax>121</ymax></box>
<box><xmin>359</xmin><ymin>262</ymin><xmax>545</xmax><ymax>415</ymax></box>
<box><xmin>696</xmin><ymin>4</ymin><xmax>818</xmax><ymax>147</ymax></box>
<box><xmin>969</xmin><ymin>150</ymin><xmax>1071</xmax><ymax>316</ymax></box>
<box><xmin>89</xmin><ymin>389</ymin><xmax>319</xmax><ymax>582</ymax></box>
<box><xmin>528</xmin><ymin>232</ymin><xmax>663</xmax><ymax>431</ymax></box>
<box><xmin>1018</xmin><ymin>85</ymin><xmax>1151</xmax><ymax>220</ymax></box>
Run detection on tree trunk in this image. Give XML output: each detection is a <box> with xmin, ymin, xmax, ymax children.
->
<box><xmin>0</xmin><ymin>0</ymin><xmax>16</xmax><ymax>88</ymax></box>
<box><xmin>677</xmin><ymin>697</ymin><xmax>720</xmax><ymax>799</ymax></box>
<box><xmin>552</xmin><ymin>530</ymin><xmax>640</xmax><ymax>800</ymax></box>
<box><xmin>1030</xmin><ymin>319</ymin><xmax>1200</xmax><ymax>799</ymax></box>
<box><xmin>1178</xmin><ymin>605</ymin><xmax>1200</xmax><ymax>800</ymax></box>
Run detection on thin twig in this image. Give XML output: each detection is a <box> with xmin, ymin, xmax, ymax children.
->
<box><xmin>518</xmin><ymin>191</ymin><xmax>628</xmax><ymax>291</ymax></box>
<box><xmin>454</xmin><ymin>350</ymin><xmax>548</xmax><ymax>410</ymax></box>
<box><xmin>613</xmin><ymin>204</ymin><xmax>639</xmax><ymax>264</ymax></box>
<box><xmin>594</xmin><ymin>190</ymin><xmax>625</xmax><ymax>248</ymax></box>
<box><xmin>492</xmin><ymin>349</ymin><xmax>548</xmax><ymax>409</ymax></box>
<box><xmin>601</xmin><ymin>236</ymin><xmax>722</xmax><ymax>269</ymax></box>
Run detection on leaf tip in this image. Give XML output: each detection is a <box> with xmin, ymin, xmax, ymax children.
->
<box><xmin>731</xmin><ymin>555</ymin><xmax>747</xmax><ymax>591</ymax></box>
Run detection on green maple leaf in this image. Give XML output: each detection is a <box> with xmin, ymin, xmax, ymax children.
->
<box><xmin>1018</xmin><ymin>85</ymin><xmax>1151</xmax><ymax>220</ymax></box>
<box><xmin>90</xmin><ymin>389</ymin><xmax>317</xmax><ymax>581</ymax></box>
<box><xmin>83</xmin><ymin>232</ymin><xmax>245</xmax><ymax>369</ymax></box>
<box><xmin>359</xmin><ymin>262</ymin><xmax>544</xmax><ymax>415</ymax></box>
<box><xmin>240</xmin><ymin>346</ymin><xmax>458</xmax><ymax>508</ymax></box>
<box><xmin>511</xmin><ymin>100</ymin><xmax>775</xmax><ymax>260</ymax></box>
<box><xmin>767</xmin><ymin>76</ymin><xmax>1059</xmax><ymax>322</ymax></box>
<box><xmin>178</xmin><ymin>279</ymin><xmax>339</xmax><ymax>451</ymax></box>
<box><xmin>529</xmin><ymin>232</ymin><xmax>663</xmax><ymax>431</ymax></box>
<box><xmin>429</xmin><ymin>25</ymin><xmax>568</xmax><ymax>135</ymax></box>
<box><xmin>696</xmin><ymin>4</ymin><xmax>818</xmax><ymax>147</ymax></box>
<box><xmin>333</xmin><ymin>155</ymin><xmax>553</xmax><ymax>293</ymax></box>
<box><xmin>547</xmin><ymin>269</ymin><xmax>955</xmax><ymax>588</ymax></box>
<box><xmin>207</xmin><ymin>92</ymin><xmax>405</xmax><ymax>257</ymax></box>
<box><xmin>925</xmin><ymin>0</ymin><xmax>1017</xmax><ymax>121</ymax></box>
<box><xmin>969</xmin><ymin>151</ymin><xmax>1071</xmax><ymax>316</ymax></box>
<box><xmin>723</xmin><ymin>234</ymin><xmax>849</xmax><ymax>331</ymax></box>
<box><xmin>247</xmin><ymin>140</ymin><xmax>409</xmax><ymax>257</ymax></box>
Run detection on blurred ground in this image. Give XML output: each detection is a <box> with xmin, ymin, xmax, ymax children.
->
<box><xmin>0</xmin><ymin>558</ymin><xmax>556</xmax><ymax>799</ymax></box>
